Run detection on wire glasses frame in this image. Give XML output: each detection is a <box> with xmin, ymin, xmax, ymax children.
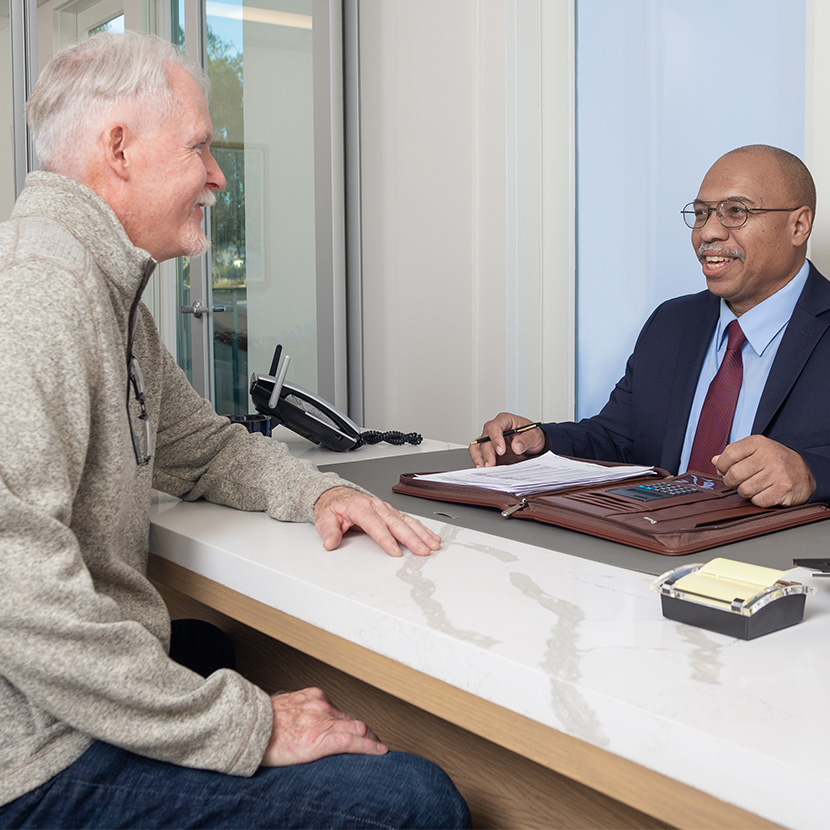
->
<box><xmin>128</xmin><ymin>355</ymin><xmax>153</xmax><ymax>466</ymax></box>
<box><xmin>681</xmin><ymin>199</ymin><xmax>799</xmax><ymax>230</ymax></box>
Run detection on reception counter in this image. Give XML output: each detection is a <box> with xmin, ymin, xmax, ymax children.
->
<box><xmin>148</xmin><ymin>430</ymin><xmax>829</xmax><ymax>828</ymax></box>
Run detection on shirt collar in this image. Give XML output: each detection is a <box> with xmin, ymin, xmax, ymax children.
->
<box><xmin>716</xmin><ymin>260</ymin><xmax>811</xmax><ymax>356</ymax></box>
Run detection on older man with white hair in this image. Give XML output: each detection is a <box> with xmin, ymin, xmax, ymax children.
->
<box><xmin>0</xmin><ymin>31</ymin><xmax>469</xmax><ymax>829</ymax></box>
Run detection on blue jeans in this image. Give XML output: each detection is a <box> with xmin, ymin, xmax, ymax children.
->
<box><xmin>0</xmin><ymin>740</ymin><xmax>471</xmax><ymax>829</ymax></box>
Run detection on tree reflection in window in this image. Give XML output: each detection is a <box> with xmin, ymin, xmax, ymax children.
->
<box><xmin>208</xmin><ymin>26</ymin><xmax>248</xmax><ymax>414</ymax></box>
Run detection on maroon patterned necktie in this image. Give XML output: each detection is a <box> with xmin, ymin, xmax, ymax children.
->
<box><xmin>687</xmin><ymin>320</ymin><xmax>747</xmax><ymax>475</ymax></box>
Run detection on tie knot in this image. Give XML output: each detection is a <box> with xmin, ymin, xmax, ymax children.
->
<box><xmin>725</xmin><ymin>319</ymin><xmax>746</xmax><ymax>352</ymax></box>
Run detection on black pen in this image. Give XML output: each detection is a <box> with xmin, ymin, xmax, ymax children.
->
<box><xmin>469</xmin><ymin>422</ymin><xmax>543</xmax><ymax>446</ymax></box>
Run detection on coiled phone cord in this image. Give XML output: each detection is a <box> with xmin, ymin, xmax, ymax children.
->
<box><xmin>357</xmin><ymin>430</ymin><xmax>423</xmax><ymax>447</ymax></box>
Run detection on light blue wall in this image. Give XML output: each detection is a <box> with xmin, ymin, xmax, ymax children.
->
<box><xmin>575</xmin><ymin>0</ymin><xmax>806</xmax><ymax>419</ymax></box>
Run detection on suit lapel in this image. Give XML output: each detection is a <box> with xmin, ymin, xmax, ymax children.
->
<box><xmin>753</xmin><ymin>263</ymin><xmax>830</xmax><ymax>433</ymax></box>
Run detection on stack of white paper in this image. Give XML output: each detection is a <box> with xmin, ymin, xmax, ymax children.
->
<box><xmin>414</xmin><ymin>453</ymin><xmax>656</xmax><ymax>496</ymax></box>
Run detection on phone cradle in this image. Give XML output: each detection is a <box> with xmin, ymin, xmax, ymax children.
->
<box><xmin>250</xmin><ymin>345</ymin><xmax>362</xmax><ymax>452</ymax></box>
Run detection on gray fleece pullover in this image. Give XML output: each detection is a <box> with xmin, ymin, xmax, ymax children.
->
<box><xmin>0</xmin><ymin>172</ymin><xmax>358</xmax><ymax>805</ymax></box>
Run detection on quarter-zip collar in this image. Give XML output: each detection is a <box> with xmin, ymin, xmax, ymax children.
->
<box><xmin>128</xmin><ymin>257</ymin><xmax>159</xmax><ymax>355</ymax></box>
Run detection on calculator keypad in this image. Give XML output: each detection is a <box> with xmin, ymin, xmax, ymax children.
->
<box><xmin>609</xmin><ymin>482</ymin><xmax>700</xmax><ymax>502</ymax></box>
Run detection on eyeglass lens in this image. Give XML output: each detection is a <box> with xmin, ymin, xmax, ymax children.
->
<box><xmin>682</xmin><ymin>200</ymin><xmax>749</xmax><ymax>229</ymax></box>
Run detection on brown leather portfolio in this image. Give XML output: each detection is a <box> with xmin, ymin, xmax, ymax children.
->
<box><xmin>392</xmin><ymin>464</ymin><xmax>830</xmax><ymax>556</ymax></box>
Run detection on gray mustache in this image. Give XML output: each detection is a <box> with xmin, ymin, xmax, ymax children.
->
<box><xmin>697</xmin><ymin>244</ymin><xmax>745</xmax><ymax>262</ymax></box>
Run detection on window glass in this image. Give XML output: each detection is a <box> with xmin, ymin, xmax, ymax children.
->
<box><xmin>89</xmin><ymin>12</ymin><xmax>125</xmax><ymax>34</ymax></box>
<box><xmin>172</xmin><ymin>0</ymin><xmax>194</xmax><ymax>381</ymax></box>
<box><xmin>175</xmin><ymin>1</ymin><xmax>317</xmax><ymax>416</ymax></box>
<box><xmin>205</xmin><ymin>5</ymin><xmax>247</xmax><ymax>413</ymax></box>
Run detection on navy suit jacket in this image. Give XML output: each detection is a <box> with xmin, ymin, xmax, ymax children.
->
<box><xmin>543</xmin><ymin>262</ymin><xmax>830</xmax><ymax>501</ymax></box>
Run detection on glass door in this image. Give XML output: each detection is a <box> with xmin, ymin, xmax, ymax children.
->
<box><xmin>13</xmin><ymin>0</ymin><xmax>348</xmax><ymax>417</ymax></box>
<box><xmin>175</xmin><ymin>0</ymin><xmax>348</xmax><ymax>417</ymax></box>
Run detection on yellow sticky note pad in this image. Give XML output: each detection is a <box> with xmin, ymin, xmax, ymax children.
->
<box><xmin>673</xmin><ymin>557</ymin><xmax>786</xmax><ymax>604</ymax></box>
<box><xmin>653</xmin><ymin>557</ymin><xmax>812</xmax><ymax>638</ymax></box>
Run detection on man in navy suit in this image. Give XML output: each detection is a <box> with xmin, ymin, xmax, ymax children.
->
<box><xmin>471</xmin><ymin>145</ymin><xmax>829</xmax><ymax>507</ymax></box>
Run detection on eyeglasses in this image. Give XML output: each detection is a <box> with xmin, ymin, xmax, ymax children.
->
<box><xmin>681</xmin><ymin>200</ymin><xmax>799</xmax><ymax>229</ymax></box>
<box><xmin>128</xmin><ymin>355</ymin><xmax>153</xmax><ymax>466</ymax></box>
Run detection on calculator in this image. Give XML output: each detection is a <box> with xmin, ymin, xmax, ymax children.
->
<box><xmin>608</xmin><ymin>482</ymin><xmax>701</xmax><ymax>502</ymax></box>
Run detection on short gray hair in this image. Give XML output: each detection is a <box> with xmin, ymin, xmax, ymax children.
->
<box><xmin>26</xmin><ymin>31</ymin><xmax>208</xmax><ymax>175</ymax></box>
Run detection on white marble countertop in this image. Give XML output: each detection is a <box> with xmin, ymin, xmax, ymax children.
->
<box><xmin>150</xmin><ymin>431</ymin><xmax>830</xmax><ymax>829</ymax></box>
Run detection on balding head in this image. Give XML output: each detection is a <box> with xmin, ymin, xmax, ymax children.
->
<box><xmin>724</xmin><ymin>145</ymin><xmax>816</xmax><ymax>220</ymax></box>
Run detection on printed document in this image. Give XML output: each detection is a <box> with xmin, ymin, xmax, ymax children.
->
<box><xmin>414</xmin><ymin>453</ymin><xmax>656</xmax><ymax>496</ymax></box>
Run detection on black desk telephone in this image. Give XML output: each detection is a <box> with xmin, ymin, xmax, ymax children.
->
<box><xmin>250</xmin><ymin>345</ymin><xmax>362</xmax><ymax>451</ymax></box>
<box><xmin>250</xmin><ymin>345</ymin><xmax>423</xmax><ymax>452</ymax></box>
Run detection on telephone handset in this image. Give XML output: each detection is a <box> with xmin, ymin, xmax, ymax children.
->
<box><xmin>250</xmin><ymin>345</ymin><xmax>362</xmax><ymax>451</ymax></box>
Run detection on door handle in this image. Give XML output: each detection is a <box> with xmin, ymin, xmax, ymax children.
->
<box><xmin>180</xmin><ymin>301</ymin><xmax>231</xmax><ymax>319</ymax></box>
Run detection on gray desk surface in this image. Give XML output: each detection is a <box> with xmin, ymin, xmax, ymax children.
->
<box><xmin>321</xmin><ymin>448</ymin><xmax>829</xmax><ymax>576</ymax></box>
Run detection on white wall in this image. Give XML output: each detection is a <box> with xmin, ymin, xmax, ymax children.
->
<box><xmin>358</xmin><ymin>0</ymin><xmax>830</xmax><ymax>445</ymax></box>
<box><xmin>358</xmin><ymin>0</ymin><xmax>574</xmax><ymax>444</ymax></box>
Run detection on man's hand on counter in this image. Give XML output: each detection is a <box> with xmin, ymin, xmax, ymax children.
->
<box><xmin>314</xmin><ymin>487</ymin><xmax>441</xmax><ymax>557</ymax></box>
<box><xmin>262</xmin><ymin>687</ymin><xmax>387</xmax><ymax>766</ymax></box>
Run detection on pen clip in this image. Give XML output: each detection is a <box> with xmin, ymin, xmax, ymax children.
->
<box><xmin>470</xmin><ymin>421</ymin><xmax>542</xmax><ymax>446</ymax></box>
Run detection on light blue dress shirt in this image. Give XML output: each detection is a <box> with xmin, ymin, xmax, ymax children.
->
<box><xmin>678</xmin><ymin>260</ymin><xmax>810</xmax><ymax>473</ymax></box>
